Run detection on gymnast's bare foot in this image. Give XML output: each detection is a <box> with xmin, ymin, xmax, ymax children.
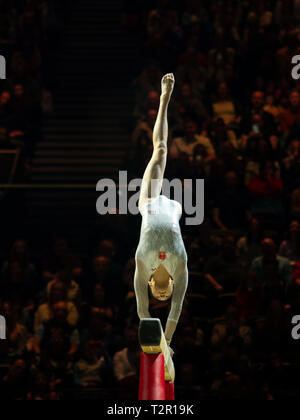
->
<box><xmin>161</xmin><ymin>73</ymin><xmax>175</xmax><ymax>100</ymax></box>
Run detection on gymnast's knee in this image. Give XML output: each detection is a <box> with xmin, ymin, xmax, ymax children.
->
<box><xmin>154</xmin><ymin>142</ymin><xmax>168</xmax><ymax>159</ymax></box>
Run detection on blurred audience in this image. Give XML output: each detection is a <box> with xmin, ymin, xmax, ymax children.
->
<box><xmin>1</xmin><ymin>0</ymin><xmax>300</xmax><ymax>401</ymax></box>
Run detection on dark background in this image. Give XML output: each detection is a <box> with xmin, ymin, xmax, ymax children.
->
<box><xmin>0</xmin><ymin>0</ymin><xmax>300</xmax><ymax>400</ymax></box>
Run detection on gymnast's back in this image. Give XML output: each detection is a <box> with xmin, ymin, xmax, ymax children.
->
<box><xmin>135</xmin><ymin>195</ymin><xmax>187</xmax><ymax>274</ymax></box>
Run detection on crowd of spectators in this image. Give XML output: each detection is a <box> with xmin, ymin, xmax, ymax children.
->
<box><xmin>0</xmin><ymin>236</ymin><xmax>141</xmax><ymax>400</ymax></box>
<box><xmin>0</xmin><ymin>0</ymin><xmax>72</xmax><ymax>178</ymax></box>
<box><xmin>1</xmin><ymin>0</ymin><xmax>300</xmax><ymax>401</ymax></box>
<box><xmin>124</xmin><ymin>0</ymin><xmax>300</xmax><ymax>399</ymax></box>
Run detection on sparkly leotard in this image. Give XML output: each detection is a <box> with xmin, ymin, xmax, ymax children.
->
<box><xmin>134</xmin><ymin>195</ymin><xmax>188</xmax><ymax>343</ymax></box>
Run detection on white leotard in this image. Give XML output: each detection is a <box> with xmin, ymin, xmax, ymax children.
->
<box><xmin>134</xmin><ymin>195</ymin><xmax>188</xmax><ymax>343</ymax></box>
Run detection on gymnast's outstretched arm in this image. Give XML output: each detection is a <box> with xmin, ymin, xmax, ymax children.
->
<box><xmin>165</xmin><ymin>261</ymin><xmax>188</xmax><ymax>345</ymax></box>
<box><xmin>134</xmin><ymin>259</ymin><xmax>151</xmax><ymax>320</ymax></box>
<box><xmin>134</xmin><ymin>258</ymin><xmax>188</xmax><ymax>346</ymax></box>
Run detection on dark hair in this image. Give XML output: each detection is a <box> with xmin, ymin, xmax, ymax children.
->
<box><xmin>184</xmin><ymin>119</ymin><xmax>198</xmax><ymax>127</ymax></box>
<box><xmin>9</xmin><ymin>239</ymin><xmax>29</xmax><ymax>264</ymax></box>
<box><xmin>246</xmin><ymin>217</ymin><xmax>263</xmax><ymax>245</ymax></box>
<box><xmin>48</xmin><ymin>280</ymin><xmax>68</xmax><ymax>305</ymax></box>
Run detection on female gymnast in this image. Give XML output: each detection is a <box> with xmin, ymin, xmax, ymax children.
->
<box><xmin>134</xmin><ymin>73</ymin><xmax>189</xmax><ymax>347</ymax></box>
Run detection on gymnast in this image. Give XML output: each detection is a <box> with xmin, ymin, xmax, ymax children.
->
<box><xmin>134</xmin><ymin>73</ymin><xmax>189</xmax><ymax>347</ymax></box>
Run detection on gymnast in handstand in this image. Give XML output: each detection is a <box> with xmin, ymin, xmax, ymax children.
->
<box><xmin>134</xmin><ymin>73</ymin><xmax>189</xmax><ymax>347</ymax></box>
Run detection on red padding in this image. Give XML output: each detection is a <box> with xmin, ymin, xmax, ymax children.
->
<box><xmin>139</xmin><ymin>353</ymin><xmax>166</xmax><ymax>400</ymax></box>
<box><xmin>165</xmin><ymin>381</ymin><xmax>175</xmax><ymax>400</ymax></box>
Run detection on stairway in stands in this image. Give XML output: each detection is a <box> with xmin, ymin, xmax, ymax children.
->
<box><xmin>27</xmin><ymin>0</ymin><xmax>137</xmax><ymax>249</ymax></box>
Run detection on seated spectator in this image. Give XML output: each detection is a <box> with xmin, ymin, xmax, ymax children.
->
<box><xmin>148</xmin><ymin>1</ymin><xmax>179</xmax><ymax>33</ymax></box>
<box><xmin>74</xmin><ymin>341</ymin><xmax>112</xmax><ymax>388</ymax></box>
<box><xmin>213</xmin><ymin>171</ymin><xmax>249</xmax><ymax>232</ymax></box>
<box><xmin>173</xmin><ymin>83</ymin><xmax>209</xmax><ymax>127</ymax></box>
<box><xmin>264</xmin><ymin>93</ymin><xmax>280</xmax><ymax>121</ymax></box>
<box><xmin>291</xmin><ymin>188</ymin><xmax>300</xmax><ymax>219</ymax></box>
<box><xmin>144</xmin><ymin>5</ymin><xmax>180</xmax><ymax>67</ymax></box>
<box><xmin>178</xmin><ymin>41</ymin><xmax>205</xmax><ymax>69</ymax></box>
<box><xmin>212</xmin><ymin>82</ymin><xmax>236</xmax><ymax>126</ymax></box>
<box><xmin>283</xmin><ymin>139</ymin><xmax>300</xmax><ymax>170</ymax></box>
<box><xmin>251</xmin><ymin>238</ymin><xmax>292</xmax><ymax>303</ymax></box>
<box><xmin>46</xmin><ymin>269</ymin><xmax>81</xmax><ymax>307</ymax></box>
<box><xmin>244</xmin><ymin>135</ymin><xmax>280</xmax><ymax>185</ymax></box>
<box><xmin>6</xmin><ymin>84</ymin><xmax>33</xmax><ymax>142</ymax></box>
<box><xmin>132</xmin><ymin>109</ymin><xmax>157</xmax><ymax>163</ymax></box>
<box><xmin>208</xmin><ymin>31</ymin><xmax>236</xmax><ymax>86</ymax></box>
<box><xmin>34</xmin><ymin>302</ymin><xmax>80</xmax><ymax>379</ymax></box>
<box><xmin>188</xmin><ymin>220</ymin><xmax>221</xmax><ymax>273</ymax></box>
<box><xmin>174</xmin><ymin>323</ymin><xmax>205</xmax><ymax>378</ymax></box>
<box><xmin>286</xmin><ymin>263</ymin><xmax>300</xmax><ymax>308</ymax></box>
<box><xmin>279</xmin><ymin>221</ymin><xmax>300</xmax><ymax>264</ymax></box>
<box><xmin>0</xmin><ymin>239</ymin><xmax>38</xmax><ymax>304</ymax></box>
<box><xmin>211</xmin><ymin>304</ymin><xmax>252</xmax><ymax>350</ymax></box>
<box><xmin>96</xmin><ymin>239</ymin><xmax>117</xmax><ymax>260</ymax></box>
<box><xmin>133</xmin><ymin>63</ymin><xmax>162</xmax><ymax>105</ymax></box>
<box><xmin>204</xmin><ymin>234</ymin><xmax>245</xmax><ymax>294</ymax></box>
<box><xmin>81</xmin><ymin>308</ymin><xmax>117</xmax><ymax>356</ymax></box>
<box><xmin>34</xmin><ymin>280</ymin><xmax>79</xmax><ymax>332</ymax></box>
<box><xmin>181</xmin><ymin>0</ymin><xmax>203</xmax><ymax>29</ymax></box>
<box><xmin>247</xmin><ymin>160</ymin><xmax>284</xmax><ymax>218</ymax></box>
<box><xmin>0</xmin><ymin>91</ymin><xmax>11</xmax><ymax>127</ymax></box>
<box><xmin>236</xmin><ymin>270</ymin><xmax>262</xmax><ymax>320</ymax></box>
<box><xmin>0</xmin><ymin>301</ymin><xmax>28</xmax><ymax>360</ymax></box>
<box><xmin>132</xmin><ymin>109</ymin><xmax>157</xmax><ymax>150</ymax></box>
<box><xmin>240</xmin><ymin>91</ymin><xmax>277</xmax><ymax>139</ymax></box>
<box><xmin>170</xmin><ymin>119</ymin><xmax>215</xmax><ymax>163</ymax></box>
<box><xmin>90</xmin><ymin>254</ymin><xmax>123</xmax><ymax>303</ymax></box>
<box><xmin>0</xmin><ymin>358</ymin><xmax>30</xmax><ymax>401</ymax></box>
<box><xmin>236</xmin><ymin>217</ymin><xmax>264</xmax><ymax>263</ymax></box>
<box><xmin>42</xmin><ymin>236</ymin><xmax>83</xmax><ymax>283</ymax></box>
<box><xmin>176</xmin><ymin>65</ymin><xmax>209</xmax><ymax>99</ymax></box>
<box><xmin>5</xmin><ymin>52</ymin><xmax>41</xmax><ymax>105</ymax></box>
<box><xmin>176</xmin><ymin>362</ymin><xmax>201</xmax><ymax>400</ymax></box>
<box><xmin>91</xmin><ymin>255</ymin><xmax>111</xmax><ymax>284</ymax></box>
<box><xmin>118</xmin><ymin>258</ymin><xmax>136</xmax><ymax>321</ymax></box>
<box><xmin>279</xmin><ymin>91</ymin><xmax>300</xmax><ymax>135</ymax></box>
<box><xmin>82</xmin><ymin>283</ymin><xmax>116</xmax><ymax>324</ymax></box>
<box><xmin>113</xmin><ymin>324</ymin><xmax>139</xmax><ymax>399</ymax></box>
<box><xmin>28</xmin><ymin>371</ymin><xmax>61</xmax><ymax>401</ymax></box>
<box><xmin>210</xmin><ymin>334</ymin><xmax>247</xmax><ymax>389</ymax></box>
<box><xmin>282</xmin><ymin>139</ymin><xmax>300</xmax><ymax>192</ymax></box>
<box><xmin>253</xmin><ymin>300</ymin><xmax>290</xmax><ymax>357</ymax></box>
<box><xmin>241</xmin><ymin>113</ymin><xmax>280</xmax><ymax>163</ymax></box>
<box><xmin>122</xmin><ymin>258</ymin><xmax>135</xmax><ymax>300</ymax></box>
<box><xmin>134</xmin><ymin>90</ymin><xmax>160</xmax><ymax>121</ymax></box>
<box><xmin>209</xmin><ymin>118</ymin><xmax>238</xmax><ymax>157</ymax></box>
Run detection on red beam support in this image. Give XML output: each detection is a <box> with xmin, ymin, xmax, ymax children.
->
<box><xmin>165</xmin><ymin>381</ymin><xmax>175</xmax><ymax>400</ymax></box>
<box><xmin>138</xmin><ymin>319</ymin><xmax>175</xmax><ymax>401</ymax></box>
<box><xmin>139</xmin><ymin>353</ymin><xmax>166</xmax><ymax>400</ymax></box>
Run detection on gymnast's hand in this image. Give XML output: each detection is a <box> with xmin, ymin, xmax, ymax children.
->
<box><xmin>161</xmin><ymin>73</ymin><xmax>175</xmax><ymax>99</ymax></box>
<box><xmin>168</xmin><ymin>346</ymin><xmax>174</xmax><ymax>358</ymax></box>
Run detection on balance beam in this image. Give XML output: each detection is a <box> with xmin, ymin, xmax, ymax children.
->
<box><xmin>138</xmin><ymin>318</ymin><xmax>175</xmax><ymax>400</ymax></box>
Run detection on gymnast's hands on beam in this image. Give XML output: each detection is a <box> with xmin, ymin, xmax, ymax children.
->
<box><xmin>168</xmin><ymin>346</ymin><xmax>174</xmax><ymax>358</ymax></box>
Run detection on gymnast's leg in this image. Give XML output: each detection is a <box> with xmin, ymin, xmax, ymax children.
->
<box><xmin>138</xmin><ymin>73</ymin><xmax>175</xmax><ymax>210</ymax></box>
